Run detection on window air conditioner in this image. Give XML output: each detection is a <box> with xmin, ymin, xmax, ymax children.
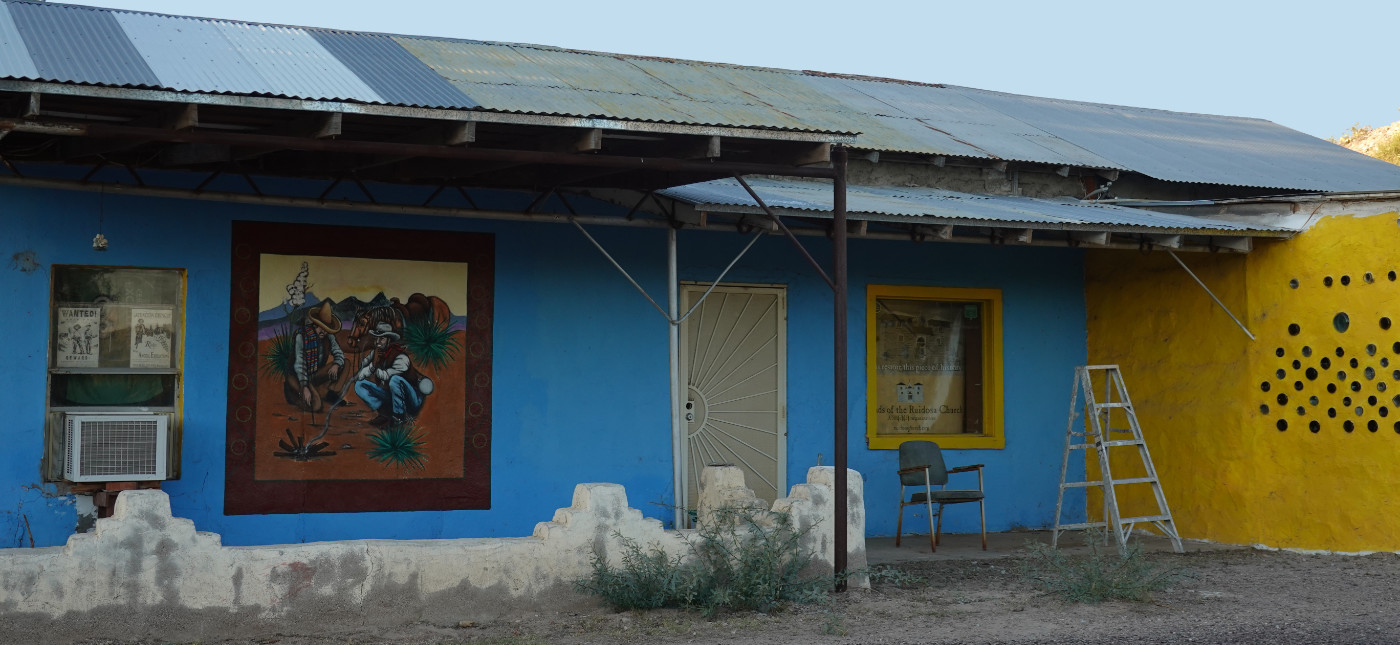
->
<box><xmin>63</xmin><ymin>413</ymin><xmax>169</xmax><ymax>482</ymax></box>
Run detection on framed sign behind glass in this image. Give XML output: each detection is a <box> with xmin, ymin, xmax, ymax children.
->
<box><xmin>866</xmin><ymin>285</ymin><xmax>1004</xmax><ymax>450</ymax></box>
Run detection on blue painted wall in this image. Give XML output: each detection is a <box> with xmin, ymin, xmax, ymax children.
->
<box><xmin>0</xmin><ymin>181</ymin><xmax>1086</xmax><ymax>547</ymax></box>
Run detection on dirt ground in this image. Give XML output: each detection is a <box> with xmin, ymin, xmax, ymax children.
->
<box><xmin>80</xmin><ymin>536</ymin><xmax>1400</xmax><ymax>645</ymax></box>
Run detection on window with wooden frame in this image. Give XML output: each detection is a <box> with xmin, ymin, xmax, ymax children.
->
<box><xmin>43</xmin><ymin>266</ymin><xmax>185</xmax><ymax>480</ymax></box>
<box><xmin>866</xmin><ymin>285</ymin><xmax>1004</xmax><ymax>450</ymax></box>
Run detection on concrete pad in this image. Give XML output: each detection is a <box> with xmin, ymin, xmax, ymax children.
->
<box><xmin>867</xmin><ymin>530</ymin><xmax>1245</xmax><ymax>565</ymax></box>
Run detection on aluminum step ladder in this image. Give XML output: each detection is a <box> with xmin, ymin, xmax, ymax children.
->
<box><xmin>1053</xmin><ymin>365</ymin><xmax>1183</xmax><ymax>555</ymax></box>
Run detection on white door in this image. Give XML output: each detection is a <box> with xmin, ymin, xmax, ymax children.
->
<box><xmin>679</xmin><ymin>284</ymin><xmax>786</xmax><ymax>512</ymax></box>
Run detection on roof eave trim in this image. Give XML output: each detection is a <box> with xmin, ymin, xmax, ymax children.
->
<box><xmin>0</xmin><ymin>79</ymin><xmax>856</xmax><ymax>143</ymax></box>
<box><xmin>684</xmin><ymin>203</ymin><xmax>1295</xmax><ymax>238</ymax></box>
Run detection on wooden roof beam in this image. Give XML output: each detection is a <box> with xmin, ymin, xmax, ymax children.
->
<box><xmin>61</xmin><ymin>103</ymin><xmax>199</xmax><ymax>160</ymax></box>
<box><xmin>350</xmin><ymin>122</ymin><xmax>477</xmax><ymax>172</ymax></box>
<box><xmin>234</xmin><ymin>112</ymin><xmax>342</xmax><ymax>161</ymax></box>
<box><xmin>543</xmin><ymin>127</ymin><xmax>602</xmax><ymax>153</ymax></box>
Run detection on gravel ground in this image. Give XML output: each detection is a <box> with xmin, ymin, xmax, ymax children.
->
<box><xmin>75</xmin><ymin>546</ymin><xmax>1400</xmax><ymax>644</ymax></box>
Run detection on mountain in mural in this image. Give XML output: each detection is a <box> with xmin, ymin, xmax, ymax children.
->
<box><xmin>257</xmin><ymin>291</ymin><xmax>464</xmax><ymax>340</ymax></box>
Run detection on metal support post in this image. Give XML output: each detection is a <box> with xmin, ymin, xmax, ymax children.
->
<box><xmin>668</xmin><ymin>227</ymin><xmax>685</xmax><ymax>529</ymax></box>
<box><xmin>833</xmin><ymin>146</ymin><xmax>849</xmax><ymax>591</ymax></box>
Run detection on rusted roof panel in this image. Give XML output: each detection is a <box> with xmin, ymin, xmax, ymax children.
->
<box><xmin>953</xmin><ymin>87</ymin><xmax>1400</xmax><ymax>192</ymax></box>
<box><xmin>308</xmin><ymin>30</ymin><xmax>476</xmax><ymax>109</ymax></box>
<box><xmin>660</xmin><ymin>178</ymin><xmax>1287</xmax><ymax>233</ymax></box>
<box><xmin>393</xmin><ymin>37</ymin><xmax>608</xmax><ymax>117</ymax></box>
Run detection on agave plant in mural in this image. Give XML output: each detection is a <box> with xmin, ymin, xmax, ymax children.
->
<box><xmin>366</xmin><ymin>419</ymin><xmax>428</xmax><ymax>472</ymax></box>
<box><xmin>401</xmin><ymin>315</ymin><xmax>461</xmax><ymax>372</ymax></box>
<box><xmin>259</xmin><ymin>261</ymin><xmax>310</xmax><ymax>381</ymax></box>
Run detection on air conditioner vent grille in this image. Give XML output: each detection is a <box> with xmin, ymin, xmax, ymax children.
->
<box><xmin>77</xmin><ymin>420</ymin><xmax>160</xmax><ymax>477</ymax></box>
<box><xmin>64</xmin><ymin>414</ymin><xmax>168</xmax><ymax>482</ymax></box>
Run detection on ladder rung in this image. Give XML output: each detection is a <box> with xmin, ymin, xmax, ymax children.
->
<box><xmin>1066</xmin><ymin>439</ymin><xmax>1143</xmax><ymax>449</ymax></box>
<box><xmin>1093</xmin><ymin>402</ymin><xmax>1132</xmax><ymax>409</ymax></box>
<box><xmin>1107</xmin><ymin>477</ymin><xmax>1158</xmax><ymax>485</ymax></box>
<box><xmin>1056</xmin><ymin>521</ymin><xmax>1109</xmax><ymax>530</ymax></box>
<box><xmin>1055</xmin><ymin>516</ymin><xmax>1173</xmax><ymax>531</ymax></box>
<box><xmin>1120</xmin><ymin>514</ymin><xmax>1172</xmax><ymax>523</ymax></box>
<box><xmin>1062</xmin><ymin>476</ymin><xmax>1158</xmax><ymax>488</ymax></box>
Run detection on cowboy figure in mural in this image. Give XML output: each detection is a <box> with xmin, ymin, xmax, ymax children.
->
<box><xmin>284</xmin><ymin>299</ymin><xmax>346</xmax><ymax>413</ymax></box>
<box><xmin>355</xmin><ymin>322</ymin><xmax>433</xmax><ymax>426</ymax></box>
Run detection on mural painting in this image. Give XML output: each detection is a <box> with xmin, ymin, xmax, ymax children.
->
<box><xmin>226</xmin><ymin>222</ymin><xmax>494</xmax><ymax>514</ymax></box>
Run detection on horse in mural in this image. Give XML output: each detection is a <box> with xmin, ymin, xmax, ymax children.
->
<box><xmin>346</xmin><ymin>293</ymin><xmax>454</xmax><ymax>352</ymax></box>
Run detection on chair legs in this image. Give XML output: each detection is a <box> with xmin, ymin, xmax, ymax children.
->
<box><xmin>895</xmin><ymin>488</ymin><xmax>904</xmax><ymax>547</ymax></box>
<box><xmin>934</xmin><ymin>503</ymin><xmax>943</xmax><ymax>551</ymax></box>
<box><xmin>979</xmin><ymin>499</ymin><xmax>987</xmax><ymax>551</ymax></box>
<box><xmin>925</xmin><ymin>497</ymin><xmax>936</xmax><ymax>552</ymax></box>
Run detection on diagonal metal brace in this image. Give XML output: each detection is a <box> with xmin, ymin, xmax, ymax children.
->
<box><xmin>570</xmin><ymin>218</ymin><xmax>764</xmax><ymax>325</ymax></box>
<box><xmin>732</xmin><ymin>173</ymin><xmax>835</xmax><ymax>291</ymax></box>
<box><xmin>1167</xmin><ymin>250</ymin><xmax>1255</xmax><ymax>340</ymax></box>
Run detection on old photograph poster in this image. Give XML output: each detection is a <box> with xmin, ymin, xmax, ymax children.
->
<box><xmin>129</xmin><ymin>308</ymin><xmax>174</xmax><ymax>368</ymax></box>
<box><xmin>866</xmin><ymin>285</ymin><xmax>1001</xmax><ymax>449</ymax></box>
<box><xmin>55</xmin><ymin>307</ymin><xmax>101</xmax><ymax>368</ymax></box>
<box><xmin>226</xmin><ymin>222</ymin><xmax>494</xmax><ymax>515</ymax></box>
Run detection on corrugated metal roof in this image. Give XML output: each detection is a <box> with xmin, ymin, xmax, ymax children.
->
<box><xmin>659</xmin><ymin>178</ymin><xmax>1287</xmax><ymax>233</ymax></box>
<box><xmin>8</xmin><ymin>0</ymin><xmax>157</xmax><ymax>87</ymax></box>
<box><xmin>112</xmin><ymin>11</ymin><xmax>269</xmax><ymax>95</ymax></box>
<box><xmin>0</xmin><ymin>0</ymin><xmax>1396</xmax><ymax>193</ymax></box>
<box><xmin>209</xmin><ymin>21</ymin><xmax>382</xmax><ymax>102</ymax></box>
<box><xmin>309</xmin><ymin>30</ymin><xmax>475</xmax><ymax>109</ymax></box>
<box><xmin>951</xmin><ymin>87</ymin><xmax>1400</xmax><ymax>191</ymax></box>
<box><xmin>0</xmin><ymin>3</ymin><xmax>36</xmax><ymax>79</ymax></box>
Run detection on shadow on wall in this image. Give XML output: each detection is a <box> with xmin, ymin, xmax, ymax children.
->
<box><xmin>0</xmin><ymin>466</ymin><xmax>865</xmax><ymax>644</ymax></box>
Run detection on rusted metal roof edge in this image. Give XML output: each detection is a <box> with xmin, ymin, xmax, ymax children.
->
<box><xmin>684</xmin><ymin>203</ymin><xmax>1294</xmax><ymax>237</ymax></box>
<box><xmin>847</xmin><ymin>145</ymin><xmax>1127</xmax><ymax>172</ymax></box>
<box><xmin>0</xmin><ymin>78</ymin><xmax>856</xmax><ymax>142</ymax></box>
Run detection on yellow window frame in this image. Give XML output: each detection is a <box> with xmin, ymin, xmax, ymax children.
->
<box><xmin>865</xmin><ymin>284</ymin><xmax>1005</xmax><ymax>450</ymax></box>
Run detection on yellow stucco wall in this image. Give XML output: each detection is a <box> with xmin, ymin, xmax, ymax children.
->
<box><xmin>1086</xmin><ymin>211</ymin><xmax>1400</xmax><ymax>552</ymax></box>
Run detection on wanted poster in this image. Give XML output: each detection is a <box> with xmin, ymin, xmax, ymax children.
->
<box><xmin>56</xmin><ymin>307</ymin><xmax>101</xmax><ymax>367</ymax></box>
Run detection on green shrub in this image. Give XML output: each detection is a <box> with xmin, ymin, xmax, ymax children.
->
<box><xmin>1020</xmin><ymin>532</ymin><xmax>1186</xmax><ymax>603</ymax></box>
<box><xmin>577</xmin><ymin>506</ymin><xmax>827</xmax><ymax>615</ymax></box>
<box><xmin>1372</xmin><ymin>129</ymin><xmax>1400</xmax><ymax>165</ymax></box>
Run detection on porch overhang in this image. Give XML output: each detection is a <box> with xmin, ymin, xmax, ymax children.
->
<box><xmin>656</xmin><ymin>178</ymin><xmax>1296</xmax><ymax>253</ymax></box>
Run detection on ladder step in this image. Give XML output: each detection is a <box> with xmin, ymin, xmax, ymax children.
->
<box><xmin>1061</xmin><ymin>477</ymin><xmax>1158</xmax><ymax>488</ymax></box>
<box><xmin>1056</xmin><ymin>515</ymin><xmax>1172</xmax><ymax>532</ymax></box>
<box><xmin>1067</xmin><ymin>439</ymin><xmax>1143</xmax><ymax>450</ymax></box>
<box><xmin>1056</xmin><ymin>521</ymin><xmax>1109</xmax><ymax>530</ymax></box>
<box><xmin>1093</xmin><ymin>402</ymin><xmax>1132</xmax><ymax>409</ymax></box>
<box><xmin>1120</xmin><ymin>514</ymin><xmax>1172</xmax><ymax>524</ymax></box>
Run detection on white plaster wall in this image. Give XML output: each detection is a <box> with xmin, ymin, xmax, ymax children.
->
<box><xmin>0</xmin><ymin>467</ymin><xmax>865</xmax><ymax>643</ymax></box>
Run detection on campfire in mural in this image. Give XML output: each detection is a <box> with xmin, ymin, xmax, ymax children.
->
<box><xmin>259</xmin><ymin>259</ymin><xmax>463</xmax><ymax>473</ymax></box>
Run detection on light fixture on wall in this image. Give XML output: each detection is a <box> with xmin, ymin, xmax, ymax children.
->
<box><xmin>92</xmin><ymin>187</ymin><xmax>108</xmax><ymax>251</ymax></box>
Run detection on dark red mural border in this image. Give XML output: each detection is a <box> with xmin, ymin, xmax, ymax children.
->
<box><xmin>225</xmin><ymin>221</ymin><xmax>493</xmax><ymax>514</ymax></box>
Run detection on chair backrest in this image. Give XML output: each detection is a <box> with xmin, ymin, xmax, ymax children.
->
<box><xmin>898</xmin><ymin>440</ymin><xmax>948</xmax><ymax>487</ymax></box>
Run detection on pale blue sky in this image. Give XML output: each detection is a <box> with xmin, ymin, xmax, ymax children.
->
<box><xmin>85</xmin><ymin>0</ymin><xmax>1398</xmax><ymax>140</ymax></box>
